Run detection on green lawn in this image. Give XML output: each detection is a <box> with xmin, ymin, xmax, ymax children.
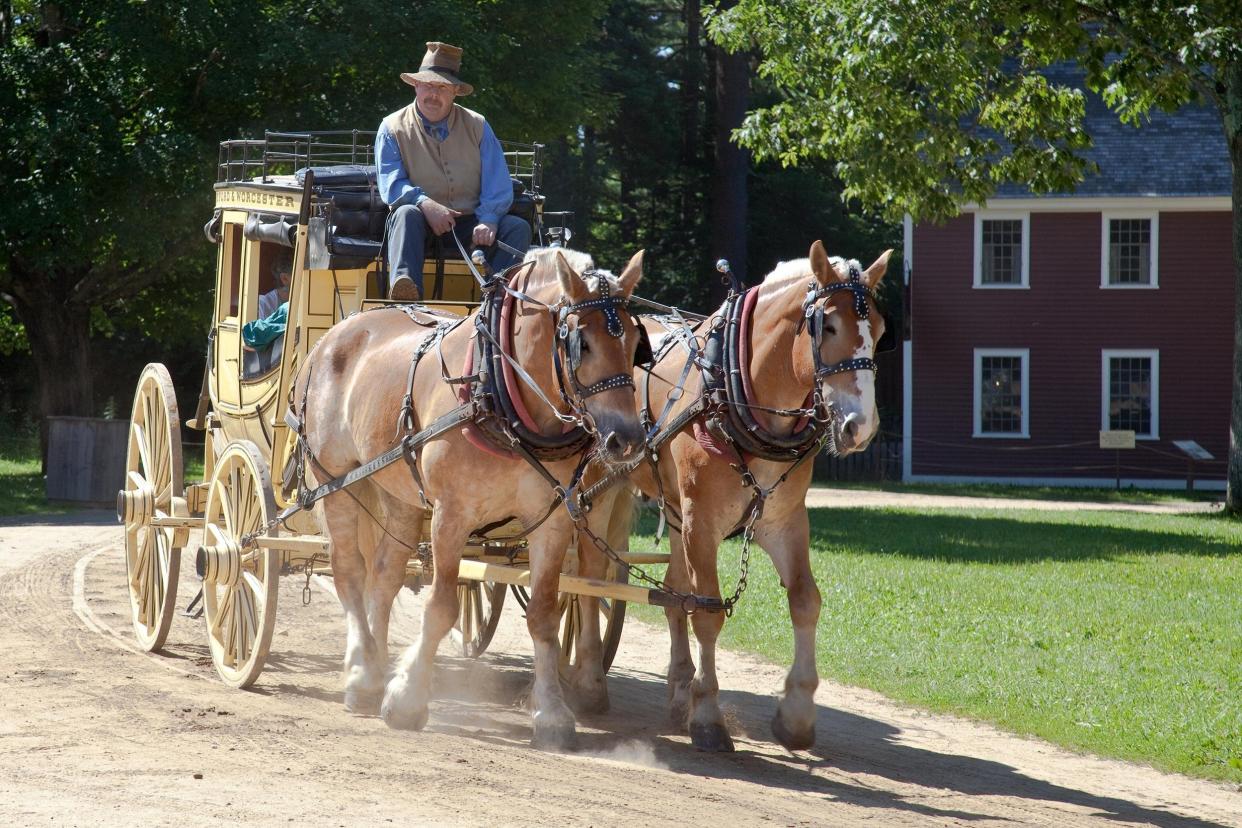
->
<box><xmin>821</xmin><ymin>479</ymin><xmax>1223</xmax><ymax>504</ymax></box>
<box><xmin>629</xmin><ymin>504</ymin><xmax>1242</xmax><ymax>783</ymax></box>
<box><xmin>0</xmin><ymin>454</ymin><xmax>69</xmax><ymax>516</ymax></box>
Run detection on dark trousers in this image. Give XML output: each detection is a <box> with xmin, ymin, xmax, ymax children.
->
<box><xmin>386</xmin><ymin>205</ymin><xmax>532</xmax><ymax>293</ymax></box>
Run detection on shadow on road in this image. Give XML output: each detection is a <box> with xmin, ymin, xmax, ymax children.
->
<box><xmin>257</xmin><ymin>641</ymin><xmax>1229</xmax><ymax>828</ymax></box>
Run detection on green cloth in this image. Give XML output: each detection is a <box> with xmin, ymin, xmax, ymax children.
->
<box><xmin>242</xmin><ymin>301</ymin><xmax>288</xmax><ymax>348</ymax></box>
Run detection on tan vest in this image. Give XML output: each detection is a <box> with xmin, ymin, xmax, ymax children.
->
<box><xmin>383</xmin><ymin>103</ymin><xmax>486</xmax><ymax>214</ymax></box>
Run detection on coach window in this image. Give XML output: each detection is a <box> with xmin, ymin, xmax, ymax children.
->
<box><xmin>219</xmin><ymin>220</ymin><xmax>244</xmax><ymax>320</ymax></box>
<box><xmin>973</xmin><ymin>348</ymin><xmax>1030</xmax><ymax>438</ymax></box>
<box><xmin>1101</xmin><ymin>349</ymin><xmax>1159</xmax><ymax>439</ymax></box>
<box><xmin>973</xmin><ymin>213</ymin><xmax>1029</xmax><ymax>288</ymax></box>
<box><xmin>1101</xmin><ymin>213</ymin><xmax>1158</xmax><ymax>288</ymax></box>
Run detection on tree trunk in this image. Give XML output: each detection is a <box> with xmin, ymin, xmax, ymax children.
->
<box><xmin>8</xmin><ymin>287</ymin><xmax>94</xmax><ymax>464</ymax></box>
<box><xmin>680</xmin><ymin>0</ymin><xmax>702</xmax><ymax>228</ymax></box>
<box><xmin>1224</xmin><ymin>62</ymin><xmax>1242</xmax><ymax>511</ymax></box>
<box><xmin>709</xmin><ymin>20</ymin><xmax>750</xmax><ymax>304</ymax></box>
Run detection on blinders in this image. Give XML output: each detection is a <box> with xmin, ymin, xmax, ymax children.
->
<box><xmin>555</xmin><ymin>271</ymin><xmax>641</xmax><ymax>400</ymax></box>
<box><xmin>563</xmin><ymin>315</ymin><xmax>653</xmax><ymax>369</ymax></box>
<box><xmin>634</xmin><ymin>324</ymin><xmax>654</xmax><ymax>366</ymax></box>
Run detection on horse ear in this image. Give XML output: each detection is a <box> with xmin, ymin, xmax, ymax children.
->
<box><xmin>863</xmin><ymin>249</ymin><xmax>894</xmax><ymax>289</ymax></box>
<box><xmin>809</xmin><ymin>240</ymin><xmax>837</xmax><ymax>286</ymax></box>
<box><xmin>554</xmin><ymin>251</ymin><xmax>589</xmax><ymax>302</ymax></box>
<box><xmin>617</xmin><ymin>249</ymin><xmax>644</xmax><ymax>297</ymax></box>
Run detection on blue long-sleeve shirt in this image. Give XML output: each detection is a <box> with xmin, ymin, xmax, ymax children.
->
<box><xmin>374</xmin><ymin>110</ymin><xmax>512</xmax><ymax>227</ymax></box>
<box><xmin>243</xmin><ymin>302</ymin><xmax>288</xmax><ymax>349</ymax></box>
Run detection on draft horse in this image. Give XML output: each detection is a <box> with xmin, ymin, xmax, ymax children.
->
<box><xmin>295</xmin><ymin>247</ymin><xmax>646</xmax><ymax>749</ymax></box>
<box><xmin>578</xmin><ymin>240</ymin><xmax>891</xmax><ymax>751</ymax></box>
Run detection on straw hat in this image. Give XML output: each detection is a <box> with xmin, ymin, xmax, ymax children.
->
<box><xmin>400</xmin><ymin>42</ymin><xmax>474</xmax><ymax>96</ymax></box>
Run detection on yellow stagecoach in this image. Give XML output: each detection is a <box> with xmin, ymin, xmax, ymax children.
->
<box><xmin>117</xmin><ymin>130</ymin><xmax>650</xmax><ymax>688</ymax></box>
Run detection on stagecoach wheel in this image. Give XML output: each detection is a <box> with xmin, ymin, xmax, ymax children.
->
<box><xmin>557</xmin><ymin>556</ymin><xmax>628</xmax><ymax>674</ymax></box>
<box><xmin>198</xmin><ymin>440</ymin><xmax>280</xmax><ymax>689</ymax></box>
<box><xmin>450</xmin><ymin>580</ymin><xmax>507</xmax><ymax>657</ymax></box>
<box><xmin>120</xmin><ymin>363</ymin><xmax>185</xmax><ymax>652</ymax></box>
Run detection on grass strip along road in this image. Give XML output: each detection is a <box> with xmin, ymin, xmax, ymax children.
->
<box><xmin>629</xmin><ymin>500</ymin><xmax>1241</xmax><ymax>784</ymax></box>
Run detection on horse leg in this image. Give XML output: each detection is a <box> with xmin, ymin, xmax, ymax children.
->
<box><xmin>321</xmin><ymin>491</ymin><xmax>385</xmax><ymax>713</ymax></box>
<box><xmin>381</xmin><ymin>506</ymin><xmax>467</xmax><ymax>731</ymax></box>
<box><xmin>682</xmin><ymin>518</ymin><xmax>733</xmax><ymax>752</ymax></box>
<box><xmin>568</xmin><ymin>488</ymin><xmax>628</xmax><ymax>714</ymax></box>
<box><xmin>366</xmin><ymin>492</ymin><xmax>424</xmax><ymax>668</ymax></box>
<box><xmin>756</xmin><ymin>508</ymin><xmax>820</xmax><ymax>750</ymax></box>
<box><xmin>663</xmin><ymin>527</ymin><xmax>696</xmax><ymax>726</ymax></box>
<box><xmin>526</xmin><ymin>522</ymin><xmax>578</xmax><ymax>750</ymax></box>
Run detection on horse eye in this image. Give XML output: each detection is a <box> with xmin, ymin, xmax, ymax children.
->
<box><xmin>824</xmin><ymin>324</ymin><xmax>837</xmax><ymax>336</ymax></box>
<box><xmin>579</xmin><ymin>337</ymin><xmax>591</xmax><ymax>353</ymax></box>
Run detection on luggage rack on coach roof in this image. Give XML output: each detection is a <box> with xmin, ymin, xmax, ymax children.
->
<box><xmin>216</xmin><ymin>129</ymin><xmax>546</xmax><ymax>197</ymax></box>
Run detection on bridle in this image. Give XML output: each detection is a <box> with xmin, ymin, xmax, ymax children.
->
<box><xmin>797</xmin><ymin>259</ymin><xmax>880</xmax><ymax>382</ymax></box>
<box><xmin>554</xmin><ymin>271</ymin><xmax>651</xmax><ymax>406</ymax></box>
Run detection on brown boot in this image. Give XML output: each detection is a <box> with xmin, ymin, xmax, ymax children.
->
<box><xmin>389</xmin><ymin>275</ymin><xmax>421</xmax><ymax>302</ymax></box>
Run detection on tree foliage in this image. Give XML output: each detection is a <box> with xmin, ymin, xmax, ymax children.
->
<box><xmin>708</xmin><ymin>0</ymin><xmax>1242</xmax><ymax>507</ymax></box>
<box><xmin>709</xmin><ymin>0</ymin><xmax>1241</xmax><ymax>222</ymax></box>
<box><xmin>0</xmin><ymin>0</ymin><xmax>607</xmax><ymax>426</ymax></box>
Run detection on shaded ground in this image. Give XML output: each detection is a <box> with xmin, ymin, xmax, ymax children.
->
<box><xmin>804</xmin><ymin>487</ymin><xmax>1222</xmax><ymax>513</ymax></box>
<box><xmin>0</xmin><ymin>514</ymin><xmax>1237</xmax><ymax>827</ymax></box>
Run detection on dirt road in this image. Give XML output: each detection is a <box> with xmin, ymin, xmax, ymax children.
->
<box><xmin>1</xmin><ymin>512</ymin><xmax>1238</xmax><ymax>827</ymax></box>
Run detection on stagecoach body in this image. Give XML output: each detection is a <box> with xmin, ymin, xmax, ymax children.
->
<box><xmin>200</xmin><ymin>132</ymin><xmax>550</xmax><ymax>532</ymax></box>
<box><xmin>117</xmin><ymin>131</ymin><xmax>638</xmax><ymax>688</ymax></box>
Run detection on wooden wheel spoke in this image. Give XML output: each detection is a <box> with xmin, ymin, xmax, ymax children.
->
<box><xmin>234</xmin><ymin>588</ymin><xmax>251</xmax><ymax>665</ymax></box>
<box><xmin>133</xmin><ymin>532</ymin><xmax>153</xmax><ymax>626</ymax></box>
<box><xmin>131</xmin><ymin>422</ymin><xmax>151</xmax><ymax>483</ymax></box>
<box><xmin>211</xmin><ymin>585</ymin><xmax>233</xmax><ymax>641</ymax></box>
<box><xmin>130</xmin><ymin>528</ymin><xmax>151</xmax><ymax>594</ymax></box>
<box><xmin>472</xmin><ymin>587</ymin><xmax>484</xmax><ymax>640</ymax></box>
<box><xmin>226</xmin><ymin>467</ymin><xmax>242</xmax><ymax>534</ymax></box>
<box><xmin>240</xmin><ymin>570</ymin><xmax>267</xmax><ymax>614</ymax></box>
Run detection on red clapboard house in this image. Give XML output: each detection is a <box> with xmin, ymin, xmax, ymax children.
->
<box><xmin>902</xmin><ymin>70</ymin><xmax>1233</xmax><ymax>488</ymax></box>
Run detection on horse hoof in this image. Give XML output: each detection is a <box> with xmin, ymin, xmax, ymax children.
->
<box><xmin>689</xmin><ymin>721</ymin><xmax>735</xmax><ymax>752</ymax></box>
<box><xmin>381</xmin><ymin>700</ymin><xmax>429</xmax><ymax>731</ymax></box>
<box><xmin>570</xmin><ymin>683</ymin><xmax>611</xmax><ymax>716</ymax></box>
<box><xmin>532</xmin><ymin>718</ymin><xmax>578</xmax><ymax>752</ymax></box>
<box><xmin>344</xmin><ymin>688</ymin><xmax>381</xmax><ymax>715</ymax></box>
<box><xmin>771</xmin><ymin>709</ymin><xmax>815</xmax><ymax>751</ymax></box>
<box><xmin>667</xmin><ymin>682</ymin><xmax>692</xmax><ymax>725</ymax></box>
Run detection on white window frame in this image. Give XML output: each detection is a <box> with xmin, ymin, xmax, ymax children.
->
<box><xmin>1101</xmin><ymin>349</ymin><xmax>1160</xmax><ymax>440</ymax></box>
<box><xmin>1100</xmin><ymin>212</ymin><xmax>1159</xmax><ymax>289</ymax></box>
<box><xmin>973</xmin><ymin>348</ymin><xmax>1030</xmax><ymax>438</ymax></box>
<box><xmin>973</xmin><ymin>212</ymin><xmax>1030</xmax><ymax>289</ymax></box>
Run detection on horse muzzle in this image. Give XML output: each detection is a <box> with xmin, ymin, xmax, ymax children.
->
<box><xmin>833</xmin><ymin>410</ymin><xmax>877</xmax><ymax>455</ymax></box>
<box><xmin>598</xmin><ymin>421</ymin><xmax>645</xmax><ymax>464</ymax></box>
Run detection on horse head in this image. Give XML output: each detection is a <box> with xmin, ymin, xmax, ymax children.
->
<box><xmin>522</xmin><ymin>247</ymin><xmax>648</xmax><ymax>465</ymax></box>
<box><xmin>798</xmin><ymin>240</ymin><xmax>892</xmax><ymax>454</ymax></box>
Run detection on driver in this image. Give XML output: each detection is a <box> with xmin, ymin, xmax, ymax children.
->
<box><xmin>375</xmin><ymin>41</ymin><xmax>531</xmax><ymax>301</ymax></box>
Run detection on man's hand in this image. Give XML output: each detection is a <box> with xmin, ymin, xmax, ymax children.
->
<box><xmin>418</xmin><ymin>197</ymin><xmax>461</xmax><ymax>236</ymax></box>
<box><xmin>472</xmin><ymin>222</ymin><xmax>497</xmax><ymax>248</ymax></box>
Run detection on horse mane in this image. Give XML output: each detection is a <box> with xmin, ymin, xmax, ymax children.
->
<box><xmin>754</xmin><ymin>254</ymin><xmax>862</xmax><ymax>306</ymax></box>
<box><xmin>522</xmin><ymin>247</ymin><xmax>619</xmax><ymax>293</ymax></box>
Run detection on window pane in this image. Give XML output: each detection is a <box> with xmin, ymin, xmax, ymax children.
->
<box><xmin>982</xmin><ymin>219</ymin><xmax>1023</xmax><ymax>284</ymax></box>
<box><xmin>1108</xmin><ymin>219</ymin><xmax>1151</xmax><ymax>285</ymax></box>
<box><xmin>1108</xmin><ymin>356</ymin><xmax>1152</xmax><ymax>435</ymax></box>
<box><xmin>981</xmin><ymin>356</ymin><xmax>1023</xmax><ymax>433</ymax></box>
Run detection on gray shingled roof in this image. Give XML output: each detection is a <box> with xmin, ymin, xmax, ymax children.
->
<box><xmin>992</xmin><ymin>63</ymin><xmax>1231</xmax><ymax>199</ymax></box>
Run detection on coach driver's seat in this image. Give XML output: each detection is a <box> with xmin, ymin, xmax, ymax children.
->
<box><xmin>299</xmin><ymin>164</ymin><xmax>537</xmax><ymax>300</ymax></box>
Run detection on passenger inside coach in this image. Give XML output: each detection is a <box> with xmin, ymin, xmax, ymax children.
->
<box><xmin>242</xmin><ymin>250</ymin><xmax>291</xmax><ymax>376</ymax></box>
